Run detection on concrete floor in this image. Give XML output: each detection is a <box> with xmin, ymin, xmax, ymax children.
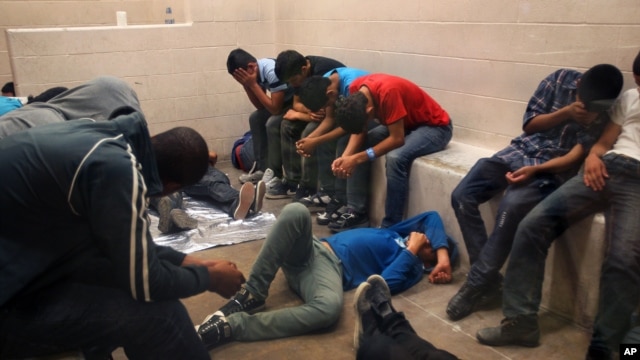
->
<box><xmin>115</xmin><ymin>161</ymin><xmax>592</xmax><ymax>360</ymax></box>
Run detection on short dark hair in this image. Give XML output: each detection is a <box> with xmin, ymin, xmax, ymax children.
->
<box><xmin>578</xmin><ymin>64</ymin><xmax>623</xmax><ymax>112</ymax></box>
<box><xmin>151</xmin><ymin>127</ymin><xmax>209</xmax><ymax>187</ymax></box>
<box><xmin>633</xmin><ymin>50</ymin><xmax>640</xmax><ymax>76</ymax></box>
<box><xmin>335</xmin><ymin>92</ymin><xmax>369</xmax><ymax>134</ymax></box>
<box><xmin>299</xmin><ymin>76</ymin><xmax>331</xmax><ymax>112</ymax></box>
<box><xmin>275</xmin><ymin>50</ymin><xmax>307</xmax><ymax>82</ymax></box>
<box><xmin>2</xmin><ymin>82</ymin><xmax>14</xmax><ymax>95</ymax></box>
<box><xmin>27</xmin><ymin>87</ymin><xmax>68</xmax><ymax>104</ymax></box>
<box><xmin>226</xmin><ymin>48</ymin><xmax>257</xmax><ymax>74</ymax></box>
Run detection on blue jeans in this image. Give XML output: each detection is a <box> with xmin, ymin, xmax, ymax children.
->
<box><xmin>248</xmin><ymin>108</ymin><xmax>272</xmax><ymax>171</ymax></box>
<box><xmin>369</xmin><ymin>122</ymin><xmax>452</xmax><ymax>227</ymax></box>
<box><xmin>266</xmin><ymin>114</ymin><xmax>284</xmax><ymax>178</ymax></box>
<box><xmin>451</xmin><ymin>157</ymin><xmax>560</xmax><ymax>286</ymax></box>
<box><xmin>0</xmin><ymin>282</ymin><xmax>208</xmax><ymax>360</ymax></box>
<box><xmin>281</xmin><ymin>120</ymin><xmax>319</xmax><ymax>188</ymax></box>
<box><xmin>503</xmin><ymin>153</ymin><xmax>640</xmax><ymax>353</ymax></box>
<box><xmin>182</xmin><ymin>166</ymin><xmax>238</xmax><ymax>217</ymax></box>
<box><xmin>228</xmin><ymin>203</ymin><xmax>343</xmax><ymax>341</ymax></box>
<box><xmin>315</xmin><ymin>130</ymin><xmax>344</xmax><ymax>196</ymax></box>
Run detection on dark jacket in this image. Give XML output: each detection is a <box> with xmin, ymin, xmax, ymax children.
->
<box><xmin>0</xmin><ymin>113</ymin><xmax>209</xmax><ymax>307</ymax></box>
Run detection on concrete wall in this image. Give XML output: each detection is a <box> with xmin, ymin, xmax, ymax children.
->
<box><xmin>273</xmin><ymin>0</ymin><xmax>640</xmax><ymax>149</ymax></box>
<box><xmin>2</xmin><ymin>0</ymin><xmax>276</xmax><ymax>154</ymax></box>
<box><xmin>2</xmin><ymin>0</ymin><xmax>640</xmax><ymax>154</ymax></box>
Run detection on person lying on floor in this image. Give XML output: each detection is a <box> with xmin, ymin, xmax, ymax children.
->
<box><xmin>150</xmin><ymin>151</ymin><xmax>267</xmax><ymax>233</ymax></box>
<box><xmin>195</xmin><ymin>203</ymin><xmax>458</xmax><ymax>349</ymax></box>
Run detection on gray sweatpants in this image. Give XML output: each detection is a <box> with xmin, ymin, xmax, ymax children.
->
<box><xmin>0</xmin><ymin>76</ymin><xmax>141</xmax><ymax>139</ymax></box>
<box><xmin>228</xmin><ymin>203</ymin><xmax>344</xmax><ymax>341</ymax></box>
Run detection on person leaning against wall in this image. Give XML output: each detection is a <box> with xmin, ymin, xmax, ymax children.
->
<box><xmin>268</xmin><ymin>49</ymin><xmax>346</xmax><ymax>201</ymax></box>
<box><xmin>331</xmin><ymin>73</ymin><xmax>453</xmax><ymax>232</ymax></box>
<box><xmin>226</xmin><ymin>48</ymin><xmax>294</xmax><ymax>187</ymax></box>
<box><xmin>446</xmin><ymin>64</ymin><xmax>624</xmax><ymax>322</ymax></box>
<box><xmin>0</xmin><ymin>111</ymin><xmax>245</xmax><ymax>359</ymax></box>
<box><xmin>476</xmin><ymin>51</ymin><xmax>640</xmax><ymax>360</ymax></box>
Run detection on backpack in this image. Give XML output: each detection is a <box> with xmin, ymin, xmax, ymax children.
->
<box><xmin>231</xmin><ymin>131</ymin><xmax>255</xmax><ymax>172</ymax></box>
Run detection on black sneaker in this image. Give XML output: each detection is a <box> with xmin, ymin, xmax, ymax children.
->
<box><xmin>317</xmin><ymin>199</ymin><xmax>346</xmax><ymax>225</ymax></box>
<box><xmin>446</xmin><ymin>281</ymin><xmax>493</xmax><ymax>321</ymax></box>
<box><xmin>291</xmin><ymin>184</ymin><xmax>315</xmax><ymax>203</ymax></box>
<box><xmin>299</xmin><ymin>192</ymin><xmax>332</xmax><ymax>209</ymax></box>
<box><xmin>265</xmin><ymin>179</ymin><xmax>297</xmax><ymax>199</ymax></box>
<box><xmin>328</xmin><ymin>210</ymin><xmax>369</xmax><ymax>232</ymax></box>
<box><xmin>476</xmin><ymin>316</ymin><xmax>540</xmax><ymax>347</ymax></box>
<box><xmin>366</xmin><ymin>274</ymin><xmax>395</xmax><ymax>318</ymax></box>
<box><xmin>219</xmin><ymin>286</ymin><xmax>265</xmax><ymax>316</ymax></box>
<box><xmin>197</xmin><ymin>314</ymin><xmax>233</xmax><ymax>349</ymax></box>
<box><xmin>353</xmin><ymin>282</ymin><xmax>375</xmax><ymax>350</ymax></box>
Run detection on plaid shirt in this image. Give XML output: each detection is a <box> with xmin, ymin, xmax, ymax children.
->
<box><xmin>494</xmin><ymin>69</ymin><xmax>609</xmax><ymax>179</ymax></box>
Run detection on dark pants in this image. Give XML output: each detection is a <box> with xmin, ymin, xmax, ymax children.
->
<box><xmin>357</xmin><ymin>312</ymin><xmax>458</xmax><ymax>360</ymax></box>
<box><xmin>0</xmin><ymin>282</ymin><xmax>208</xmax><ymax>360</ymax></box>
<box><xmin>281</xmin><ymin>119</ymin><xmax>319</xmax><ymax>188</ymax></box>
<box><xmin>183</xmin><ymin>166</ymin><xmax>239</xmax><ymax>217</ymax></box>
<box><xmin>503</xmin><ymin>153</ymin><xmax>640</xmax><ymax>355</ymax></box>
<box><xmin>451</xmin><ymin>156</ymin><xmax>559</xmax><ymax>287</ymax></box>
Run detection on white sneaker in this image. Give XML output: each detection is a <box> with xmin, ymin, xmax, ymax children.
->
<box><xmin>239</xmin><ymin>170</ymin><xmax>264</xmax><ymax>184</ymax></box>
<box><xmin>265</xmin><ymin>176</ymin><xmax>280</xmax><ymax>190</ymax></box>
<box><xmin>261</xmin><ymin>168</ymin><xmax>275</xmax><ymax>184</ymax></box>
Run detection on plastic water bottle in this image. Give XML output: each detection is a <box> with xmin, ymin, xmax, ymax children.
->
<box><xmin>165</xmin><ymin>7</ymin><xmax>174</xmax><ymax>24</ymax></box>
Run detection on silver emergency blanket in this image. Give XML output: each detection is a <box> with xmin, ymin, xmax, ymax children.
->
<box><xmin>149</xmin><ymin>195</ymin><xmax>276</xmax><ymax>253</ymax></box>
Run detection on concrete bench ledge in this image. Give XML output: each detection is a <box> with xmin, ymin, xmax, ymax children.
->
<box><xmin>369</xmin><ymin>140</ymin><xmax>605</xmax><ymax>329</ymax></box>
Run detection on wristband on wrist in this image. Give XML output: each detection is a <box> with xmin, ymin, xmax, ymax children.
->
<box><xmin>366</xmin><ymin>147</ymin><xmax>376</xmax><ymax>161</ymax></box>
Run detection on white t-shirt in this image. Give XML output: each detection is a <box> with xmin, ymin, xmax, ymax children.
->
<box><xmin>609</xmin><ymin>88</ymin><xmax>640</xmax><ymax>162</ymax></box>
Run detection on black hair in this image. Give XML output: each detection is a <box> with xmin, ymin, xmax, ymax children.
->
<box><xmin>108</xmin><ymin>105</ymin><xmax>138</xmax><ymax>120</ymax></box>
<box><xmin>2</xmin><ymin>82</ymin><xmax>15</xmax><ymax>95</ymax></box>
<box><xmin>633</xmin><ymin>50</ymin><xmax>640</xmax><ymax>76</ymax></box>
<box><xmin>151</xmin><ymin>127</ymin><xmax>209</xmax><ymax>187</ymax></box>
<box><xmin>298</xmin><ymin>76</ymin><xmax>332</xmax><ymax>112</ymax></box>
<box><xmin>226</xmin><ymin>48</ymin><xmax>257</xmax><ymax>74</ymax></box>
<box><xmin>26</xmin><ymin>87</ymin><xmax>68</xmax><ymax>104</ymax></box>
<box><xmin>335</xmin><ymin>92</ymin><xmax>369</xmax><ymax>134</ymax></box>
<box><xmin>275</xmin><ymin>50</ymin><xmax>307</xmax><ymax>82</ymax></box>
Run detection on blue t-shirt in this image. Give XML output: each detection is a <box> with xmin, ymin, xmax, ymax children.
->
<box><xmin>323</xmin><ymin>67</ymin><xmax>370</xmax><ymax>96</ymax></box>
<box><xmin>0</xmin><ymin>97</ymin><xmax>22</xmax><ymax>117</ymax></box>
<box><xmin>322</xmin><ymin>211</ymin><xmax>457</xmax><ymax>294</ymax></box>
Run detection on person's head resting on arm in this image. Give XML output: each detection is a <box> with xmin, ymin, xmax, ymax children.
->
<box><xmin>298</xmin><ymin>76</ymin><xmax>334</xmax><ymax>112</ymax></box>
<box><xmin>151</xmin><ymin>127</ymin><xmax>209</xmax><ymax>196</ymax></box>
<box><xmin>226</xmin><ymin>48</ymin><xmax>257</xmax><ymax>75</ymax></box>
<box><xmin>404</xmin><ymin>232</ymin><xmax>453</xmax><ymax>285</ymax></box>
<box><xmin>574</xmin><ymin>63</ymin><xmax>624</xmax><ymax>124</ymax></box>
<box><xmin>334</xmin><ymin>92</ymin><xmax>371</xmax><ymax>134</ymax></box>
<box><xmin>275</xmin><ymin>49</ymin><xmax>310</xmax><ymax>87</ymax></box>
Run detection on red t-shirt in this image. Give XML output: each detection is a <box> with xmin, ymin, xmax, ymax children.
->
<box><xmin>348</xmin><ymin>74</ymin><xmax>450</xmax><ymax>129</ymax></box>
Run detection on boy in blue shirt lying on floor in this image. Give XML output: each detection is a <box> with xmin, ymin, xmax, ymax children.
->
<box><xmin>196</xmin><ymin>202</ymin><xmax>458</xmax><ymax>349</ymax></box>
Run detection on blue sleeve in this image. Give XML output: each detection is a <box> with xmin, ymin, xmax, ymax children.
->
<box><xmin>388</xmin><ymin>211</ymin><xmax>449</xmax><ymax>251</ymax></box>
<box><xmin>380</xmin><ymin>249</ymin><xmax>424</xmax><ymax>294</ymax></box>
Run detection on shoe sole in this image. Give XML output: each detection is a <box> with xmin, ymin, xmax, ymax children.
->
<box><xmin>234</xmin><ymin>183</ymin><xmax>255</xmax><ymax>220</ymax></box>
<box><xmin>476</xmin><ymin>331</ymin><xmax>540</xmax><ymax>347</ymax></box>
<box><xmin>253</xmin><ymin>180</ymin><xmax>266</xmax><ymax>214</ymax></box>
<box><xmin>156</xmin><ymin>197</ymin><xmax>173</xmax><ymax>233</ymax></box>
<box><xmin>353</xmin><ymin>282</ymin><xmax>371</xmax><ymax>350</ymax></box>
<box><xmin>366</xmin><ymin>274</ymin><xmax>391</xmax><ymax>299</ymax></box>
<box><xmin>265</xmin><ymin>192</ymin><xmax>292</xmax><ymax>199</ymax></box>
<box><xmin>170</xmin><ymin>209</ymin><xmax>197</xmax><ymax>230</ymax></box>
